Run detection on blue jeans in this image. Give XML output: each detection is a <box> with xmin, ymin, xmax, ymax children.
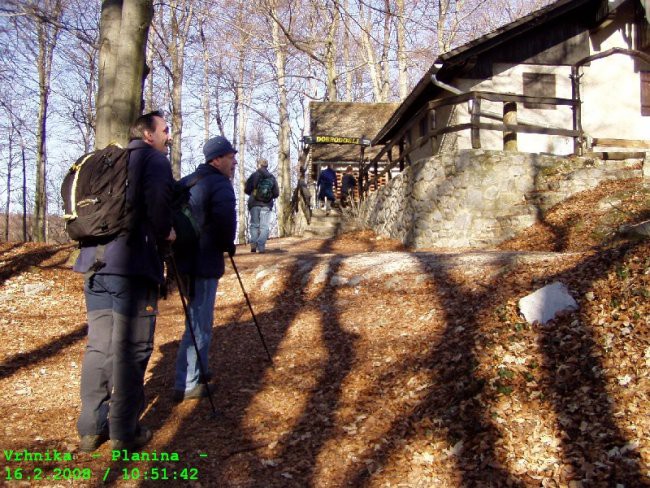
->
<box><xmin>77</xmin><ymin>274</ymin><xmax>157</xmax><ymax>442</ymax></box>
<box><xmin>249</xmin><ymin>206</ymin><xmax>271</xmax><ymax>252</ymax></box>
<box><xmin>174</xmin><ymin>277</ymin><xmax>217</xmax><ymax>392</ymax></box>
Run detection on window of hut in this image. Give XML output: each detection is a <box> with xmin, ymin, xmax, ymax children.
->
<box><xmin>523</xmin><ymin>72</ymin><xmax>556</xmax><ymax>110</ymax></box>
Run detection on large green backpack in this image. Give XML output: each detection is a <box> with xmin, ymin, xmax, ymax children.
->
<box><xmin>254</xmin><ymin>174</ymin><xmax>275</xmax><ymax>203</ymax></box>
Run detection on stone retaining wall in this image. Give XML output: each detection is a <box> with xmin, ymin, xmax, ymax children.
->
<box><xmin>356</xmin><ymin>150</ymin><xmax>644</xmax><ymax>248</ymax></box>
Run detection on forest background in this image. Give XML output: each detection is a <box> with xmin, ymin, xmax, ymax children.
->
<box><xmin>0</xmin><ymin>0</ymin><xmax>552</xmax><ymax>244</ymax></box>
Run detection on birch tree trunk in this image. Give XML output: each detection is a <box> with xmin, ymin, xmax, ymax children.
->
<box><xmin>270</xmin><ymin>2</ymin><xmax>292</xmax><ymax>237</ymax></box>
<box><xmin>325</xmin><ymin>7</ymin><xmax>339</xmax><ymax>101</ymax></box>
<box><xmin>396</xmin><ymin>0</ymin><xmax>408</xmax><ymax>100</ymax></box>
<box><xmin>168</xmin><ymin>0</ymin><xmax>193</xmax><ymax>179</ymax></box>
<box><xmin>33</xmin><ymin>0</ymin><xmax>62</xmax><ymax>242</ymax></box>
<box><xmin>199</xmin><ymin>18</ymin><xmax>210</xmax><ymax>142</ymax></box>
<box><xmin>359</xmin><ymin>1</ymin><xmax>383</xmax><ymax>102</ymax></box>
<box><xmin>95</xmin><ymin>0</ymin><xmax>154</xmax><ymax>148</ymax></box>
<box><xmin>5</xmin><ymin>127</ymin><xmax>13</xmax><ymax>241</ymax></box>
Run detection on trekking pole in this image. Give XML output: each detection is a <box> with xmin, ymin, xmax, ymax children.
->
<box><xmin>168</xmin><ymin>254</ymin><xmax>221</xmax><ymax>419</ymax></box>
<box><xmin>228</xmin><ymin>254</ymin><xmax>274</xmax><ymax>366</ymax></box>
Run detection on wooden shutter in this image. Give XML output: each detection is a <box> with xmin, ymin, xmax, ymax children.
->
<box><xmin>523</xmin><ymin>72</ymin><xmax>556</xmax><ymax>110</ymax></box>
<box><xmin>641</xmin><ymin>71</ymin><xmax>650</xmax><ymax>116</ymax></box>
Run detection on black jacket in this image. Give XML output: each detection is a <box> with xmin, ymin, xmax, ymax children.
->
<box><xmin>177</xmin><ymin>163</ymin><xmax>236</xmax><ymax>279</ymax></box>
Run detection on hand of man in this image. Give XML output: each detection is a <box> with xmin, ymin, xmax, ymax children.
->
<box><xmin>166</xmin><ymin>228</ymin><xmax>177</xmax><ymax>242</ymax></box>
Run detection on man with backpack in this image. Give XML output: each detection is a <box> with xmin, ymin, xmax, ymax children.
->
<box><xmin>173</xmin><ymin>136</ymin><xmax>237</xmax><ymax>402</ymax></box>
<box><xmin>244</xmin><ymin>158</ymin><xmax>279</xmax><ymax>253</ymax></box>
<box><xmin>73</xmin><ymin>111</ymin><xmax>175</xmax><ymax>453</ymax></box>
<box><xmin>340</xmin><ymin>165</ymin><xmax>357</xmax><ymax>208</ymax></box>
<box><xmin>317</xmin><ymin>163</ymin><xmax>337</xmax><ymax>215</ymax></box>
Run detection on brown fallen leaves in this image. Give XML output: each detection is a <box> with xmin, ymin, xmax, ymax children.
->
<box><xmin>0</xmin><ymin>178</ymin><xmax>648</xmax><ymax>487</ymax></box>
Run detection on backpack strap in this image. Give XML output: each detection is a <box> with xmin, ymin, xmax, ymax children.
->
<box><xmin>185</xmin><ymin>171</ymin><xmax>206</xmax><ymax>190</ymax></box>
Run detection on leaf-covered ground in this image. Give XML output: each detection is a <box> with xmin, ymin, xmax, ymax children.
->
<box><xmin>0</xmin><ymin>178</ymin><xmax>649</xmax><ymax>487</ymax></box>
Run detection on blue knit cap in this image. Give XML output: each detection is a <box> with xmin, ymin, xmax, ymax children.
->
<box><xmin>203</xmin><ymin>136</ymin><xmax>237</xmax><ymax>162</ymax></box>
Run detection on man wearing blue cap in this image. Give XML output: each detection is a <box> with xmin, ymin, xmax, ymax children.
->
<box><xmin>173</xmin><ymin>136</ymin><xmax>237</xmax><ymax>402</ymax></box>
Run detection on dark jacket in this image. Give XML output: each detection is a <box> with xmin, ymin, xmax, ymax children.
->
<box><xmin>73</xmin><ymin>140</ymin><xmax>174</xmax><ymax>284</ymax></box>
<box><xmin>244</xmin><ymin>168</ymin><xmax>280</xmax><ymax>210</ymax></box>
<box><xmin>341</xmin><ymin>174</ymin><xmax>356</xmax><ymax>195</ymax></box>
<box><xmin>318</xmin><ymin>167</ymin><xmax>337</xmax><ymax>190</ymax></box>
<box><xmin>177</xmin><ymin>163</ymin><xmax>236</xmax><ymax>279</ymax></box>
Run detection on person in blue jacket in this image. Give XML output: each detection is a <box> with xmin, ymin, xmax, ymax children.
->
<box><xmin>317</xmin><ymin>164</ymin><xmax>337</xmax><ymax>214</ymax></box>
<box><xmin>173</xmin><ymin>136</ymin><xmax>237</xmax><ymax>402</ymax></box>
<box><xmin>74</xmin><ymin>111</ymin><xmax>175</xmax><ymax>453</ymax></box>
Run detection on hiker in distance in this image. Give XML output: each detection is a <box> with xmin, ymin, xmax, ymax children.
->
<box><xmin>244</xmin><ymin>158</ymin><xmax>279</xmax><ymax>253</ymax></box>
<box><xmin>173</xmin><ymin>136</ymin><xmax>237</xmax><ymax>402</ymax></box>
<box><xmin>317</xmin><ymin>163</ymin><xmax>337</xmax><ymax>215</ymax></box>
<box><xmin>74</xmin><ymin>111</ymin><xmax>175</xmax><ymax>452</ymax></box>
<box><xmin>340</xmin><ymin>165</ymin><xmax>357</xmax><ymax>208</ymax></box>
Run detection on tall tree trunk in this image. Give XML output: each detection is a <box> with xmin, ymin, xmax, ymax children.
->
<box><xmin>168</xmin><ymin>0</ymin><xmax>193</xmax><ymax>179</ymax></box>
<box><xmin>342</xmin><ymin>0</ymin><xmax>353</xmax><ymax>101</ymax></box>
<box><xmin>22</xmin><ymin>143</ymin><xmax>27</xmax><ymax>242</ymax></box>
<box><xmin>96</xmin><ymin>0</ymin><xmax>154</xmax><ymax>148</ymax></box>
<box><xmin>235</xmin><ymin>70</ymin><xmax>248</xmax><ymax>244</ymax></box>
<box><xmin>396</xmin><ymin>0</ymin><xmax>408</xmax><ymax>100</ymax></box>
<box><xmin>5</xmin><ymin>128</ymin><xmax>12</xmax><ymax>241</ymax></box>
<box><xmin>359</xmin><ymin>1</ymin><xmax>382</xmax><ymax>102</ymax></box>
<box><xmin>380</xmin><ymin>0</ymin><xmax>391</xmax><ymax>100</ymax></box>
<box><xmin>271</xmin><ymin>4</ymin><xmax>291</xmax><ymax>237</ymax></box>
<box><xmin>325</xmin><ymin>8</ymin><xmax>339</xmax><ymax>101</ymax></box>
<box><xmin>199</xmin><ymin>18</ymin><xmax>210</xmax><ymax>142</ymax></box>
<box><xmin>145</xmin><ymin>32</ymin><xmax>155</xmax><ymax>112</ymax></box>
<box><xmin>33</xmin><ymin>1</ymin><xmax>61</xmax><ymax>242</ymax></box>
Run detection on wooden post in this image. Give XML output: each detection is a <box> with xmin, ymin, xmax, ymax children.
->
<box><xmin>571</xmin><ymin>66</ymin><xmax>584</xmax><ymax>155</ymax></box>
<box><xmin>358</xmin><ymin>148</ymin><xmax>364</xmax><ymax>200</ymax></box>
<box><xmin>399</xmin><ymin>140</ymin><xmax>405</xmax><ymax>171</ymax></box>
<box><xmin>430</xmin><ymin>109</ymin><xmax>437</xmax><ymax>154</ymax></box>
<box><xmin>503</xmin><ymin>101</ymin><xmax>518</xmax><ymax>151</ymax></box>
<box><xmin>470</xmin><ymin>97</ymin><xmax>481</xmax><ymax>149</ymax></box>
<box><xmin>387</xmin><ymin>148</ymin><xmax>393</xmax><ymax>181</ymax></box>
<box><xmin>373</xmin><ymin>150</ymin><xmax>378</xmax><ymax>190</ymax></box>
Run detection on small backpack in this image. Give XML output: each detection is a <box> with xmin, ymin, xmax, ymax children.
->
<box><xmin>171</xmin><ymin>173</ymin><xmax>205</xmax><ymax>257</ymax></box>
<box><xmin>254</xmin><ymin>173</ymin><xmax>275</xmax><ymax>203</ymax></box>
<box><xmin>61</xmin><ymin>144</ymin><xmax>132</xmax><ymax>245</ymax></box>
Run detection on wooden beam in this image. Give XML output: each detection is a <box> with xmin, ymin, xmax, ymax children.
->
<box><xmin>592</xmin><ymin>138</ymin><xmax>650</xmax><ymax>149</ymax></box>
<box><xmin>471</xmin><ymin>98</ymin><xmax>481</xmax><ymax>149</ymax></box>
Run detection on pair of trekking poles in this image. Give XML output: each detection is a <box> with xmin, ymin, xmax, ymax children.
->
<box><xmin>168</xmin><ymin>253</ymin><xmax>273</xmax><ymax>418</ymax></box>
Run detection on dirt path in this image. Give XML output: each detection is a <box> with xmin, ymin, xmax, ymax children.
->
<box><xmin>0</xmin><ymin>234</ymin><xmax>647</xmax><ymax>487</ymax></box>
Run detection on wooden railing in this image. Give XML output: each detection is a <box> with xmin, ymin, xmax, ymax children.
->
<box><xmin>360</xmin><ymin>90</ymin><xmax>581</xmax><ymax>196</ymax></box>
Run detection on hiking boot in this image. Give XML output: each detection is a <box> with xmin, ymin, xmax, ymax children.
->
<box><xmin>111</xmin><ymin>426</ymin><xmax>152</xmax><ymax>451</ymax></box>
<box><xmin>79</xmin><ymin>431</ymin><xmax>109</xmax><ymax>453</ymax></box>
<box><xmin>173</xmin><ymin>383</ymin><xmax>215</xmax><ymax>402</ymax></box>
<box><xmin>251</xmin><ymin>245</ymin><xmax>257</xmax><ymax>253</ymax></box>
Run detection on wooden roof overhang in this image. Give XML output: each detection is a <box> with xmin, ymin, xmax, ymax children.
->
<box><xmin>306</xmin><ymin>102</ymin><xmax>399</xmax><ymax>166</ymax></box>
<box><xmin>373</xmin><ymin>0</ymin><xmax>613</xmax><ymax>146</ymax></box>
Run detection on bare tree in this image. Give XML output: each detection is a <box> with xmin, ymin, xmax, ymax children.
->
<box><xmin>151</xmin><ymin>0</ymin><xmax>194</xmax><ymax>178</ymax></box>
<box><xmin>30</xmin><ymin>0</ymin><xmax>63</xmax><ymax>242</ymax></box>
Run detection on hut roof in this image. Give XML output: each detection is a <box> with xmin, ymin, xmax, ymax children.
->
<box><xmin>308</xmin><ymin>102</ymin><xmax>399</xmax><ymax>162</ymax></box>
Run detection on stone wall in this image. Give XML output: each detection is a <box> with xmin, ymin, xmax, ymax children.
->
<box><xmin>357</xmin><ymin>150</ymin><xmax>643</xmax><ymax>248</ymax></box>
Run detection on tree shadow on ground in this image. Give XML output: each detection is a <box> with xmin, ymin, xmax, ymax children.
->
<box><xmin>130</xmin><ymin>236</ymin><xmax>358</xmax><ymax>487</ymax></box>
<box><xmin>537</xmin><ymin>244</ymin><xmax>649</xmax><ymax>486</ymax></box>
<box><xmin>340</xmin><ymin>243</ymin><xmax>649</xmax><ymax>486</ymax></box>
<box><xmin>0</xmin><ymin>322</ymin><xmax>87</xmax><ymax>381</ymax></box>
<box><xmin>0</xmin><ymin>245</ymin><xmax>66</xmax><ymax>285</ymax></box>
<box><xmin>343</xmin><ymin>258</ymin><xmax>523</xmax><ymax>487</ymax></box>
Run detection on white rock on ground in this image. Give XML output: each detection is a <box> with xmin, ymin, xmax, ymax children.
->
<box><xmin>518</xmin><ymin>281</ymin><xmax>578</xmax><ymax>325</ymax></box>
